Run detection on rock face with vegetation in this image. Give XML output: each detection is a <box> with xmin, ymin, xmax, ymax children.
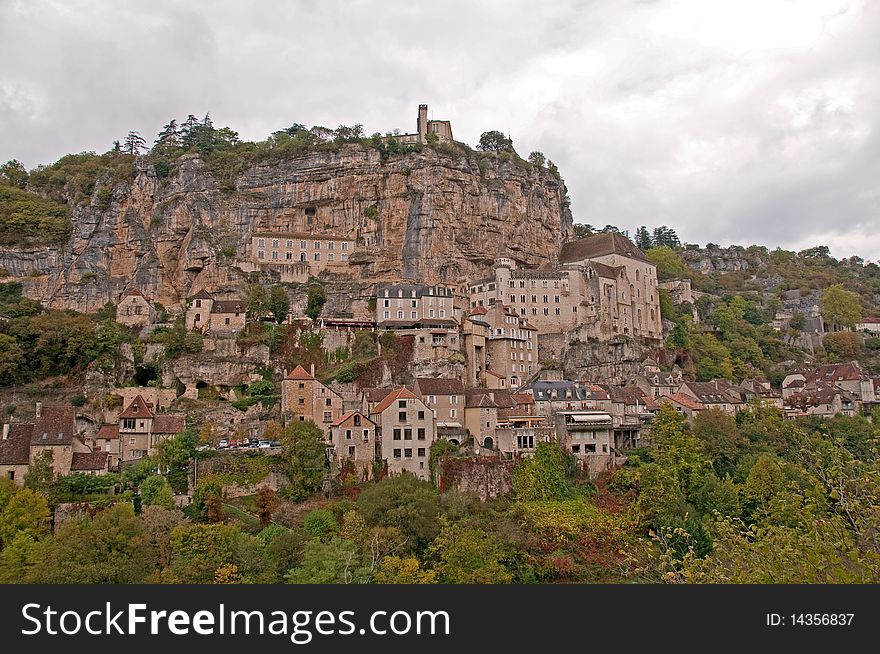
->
<box><xmin>0</xmin><ymin>141</ymin><xmax>572</xmax><ymax>312</ymax></box>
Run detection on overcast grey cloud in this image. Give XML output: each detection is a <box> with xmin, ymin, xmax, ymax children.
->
<box><xmin>1</xmin><ymin>0</ymin><xmax>878</xmax><ymax>259</ymax></box>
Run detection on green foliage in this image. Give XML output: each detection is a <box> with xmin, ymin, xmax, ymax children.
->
<box><xmin>0</xmin><ymin>160</ymin><xmax>28</xmax><ymax>188</ymax></box>
<box><xmin>28</xmin><ymin>151</ymin><xmax>134</xmax><ymax>204</ymax></box>
<box><xmin>305</xmin><ymin>282</ymin><xmax>326</xmax><ymax>321</ymax></box>
<box><xmin>285</xmin><ymin>537</ymin><xmax>370</xmax><ymax>584</ymax></box>
<box><xmin>140</xmin><ymin>475</ymin><xmax>175</xmax><ymax>509</ymax></box>
<box><xmin>157</xmin><ymin>429</ymin><xmax>196</xmax><ymax>493</ymax></box>
<box><xmin>269</xmin><ymin>286</ymin><xmax>290</xmax><ymax>324</ymax></box>
<box><xmin>30</xmin><ymin>504</ymin><xmax>155</xmax><ymax>583</ymax></box>
<box><xmin>356</xmin><ymin>474</ymin><xmax>441</xmax><ymax>553</ymax></box>
<box><xmin>646</xmin><ymin>246</ymin><xmax>687</xmax><ymax>280</ymax></box>
<box><xmin>0</xmin><ymin>487</ymin><xmax>50</xmax><ymax>547</ymax></box>
<box><xmin>246</xmin><ymin>284</ymin><xmax>269</xmax><ymax>319</ymax></box>
<box><xmin>0</xmin><ymin>183</ymin><xmax>70</xmax><ymax>246</ymax></box>
<box><xmin>527</xmin><ymin>151</ymin><xmax>546</xmax><ymax>167</ymax></box>
<box><xmin>302</xmin><ymin>509</ymin><xmax>339</xmax><ymax>540</ymax></box>
<box><xmin>428</xmin><ymin>522</ymin><xmax>512</xmax><ymax>583</ymax></box>
<box><xmin>168</xmin><ymin>522</ymin><xmax>241</xmax><ymax>583</ymax></box>
<box><xmin>278</xmin><ymin>420</ymin><xmax>327</xmax><ymax>501</ymax></box>
<box><xmin>477</xmin><ymin>130</ymin><xmax>514</xmax><ymax>153</ymax></box>
<box><xmin>512</xmin><ymin>442</ymin><xmax>572</xmax><ymax>501</ymax></box>
<box><xmin>822</xmin><ymin>284</ymin><xmax>861</xmax><ymax>329</ymax></box>
<box><xmin>150</xmin><ymin>316</ymin><xmax>202</xmax><ymax>359</ymax></box>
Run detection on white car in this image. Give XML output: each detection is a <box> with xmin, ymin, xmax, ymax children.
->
<box><xmin>218</xmin><ymin>439</ymin><xmax>229</xmax><ymax>449</ymax></box>
<box><xmin>258</xmin><ymin>440</ymin><xmax>271</xmax><ymax>449</ymax></box>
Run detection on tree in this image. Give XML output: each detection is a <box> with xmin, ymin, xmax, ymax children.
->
<box><xmin>303</xmin><ymin>509</ymin><xmax>338</xmax><ymax>540</ymax></box>
<box><xmin>23</xmin><ymin>450</ymin><xmax>55</xmax><ymax>494</ymax></box>
<box><xmin>428</xmin><ymin>522</ymin><xmax>512</xmax><ymax>584</ymax></box>
<box><xmin>476</xmin><ymin>130</ymin><xmax>513</xmax><ymax>152</ymax></box>
<box><xmin>356</xmin><ymin>475</ymin><xmax>441</xmax><ymax>553</ymax></box>
<box><xmin>0</xmin><ymin>333</ymin><xmax>24</xmax><ymax>385</ymax></box>
<box><xmin>527</xmin><ymin>151</ymin><xmax>545</xmax><ymax>167</ymax></box>
<box><xmin>30</xmin><ymin>504</ymin><xmax>156</xmax><ymax>583</ymax></box>
<box><xmin>691</xmin><ymin>409</ymin><xmax>745</xmax><ymax>477</ymax></box>
<box><xmin>373</xmin><ymin>555</ymin><xmax>437</xmax><ymax>584</ymax></box>
<box><xmin>168</xmin><ymin>523</ymin><xmax>240</xmax><ymax>583</ymax></box>
<box><xmin>123</xmin><ymin>131</ymin><xmax>147</xmax><ymax>156</ymax></box>
<box><xmin>254</xmin><ymin>487</ymin><xmax>277</xmax><ymax>528</ymax></box>
<box><xmin>153</xmin><ymin>120</ymin><xmax>179</xmax><ymax>149</ymax></box>
<box><xmin>246</xmin><ymin>284</ymin><xmax>269</xmax><ymax>320</ymax></box>
<box><xmin>139</xmin><ymin>475</ymin><xmax>174</xmax><ymax>509</ymax></box>
<box><xmin>646</xmin><ymin>246</ymin><xmax>687</xmax><ymax>280</ymax></box>
<box><xmin>652</xmin><ymin>226</ymin><xmax>681</xmax><ymax>248</ymax></box>
<box><xmin>0</xmin><ymin>159</ymin><xmax>28</xmax><ymax>189</ymax></box>
<box><xmin>822</xmin><ymin>284</ymin><xmax>861</xmax><ymax>330</ymax></box>
<box><xmin>269</xmin><ymin>286</ymin><xmax>290</xmax><ymax>324</ymax></box>
<box><xmin>512</xmin><ymin>441</ymin><xmax>571</xmax><ymax>501</ymax></box>
<box><xmin>572</xmin><ymin>224</ymin><xmax>594</xmax><ymax>239</ymax></box>
<box><xmin>156</xmin><ymin>429</ymin><xmax>196</xmax><ymax>493</ymax></box>
<box><xmin>305</xmin><ymin>283</ymin><xmax>326</xmax><ymax>322</ymax></box>
<box><xmin>634</xmin><ymin>226</ymin><xmax>653</xmax><ymax>251</ymax></box>
<box><xmin>0</xmin><ymin>487</ymin><xmax>50</xmax><ymax>547</ymax></box>
<box><xmin>285</xmin><ymin>537</ymin><xmax>370</xmax><ymax>584</ymax></box>
<box><xmin>279</xmin><ymin>420</ymin><xmax>327</xmax><ymax>501</ymax></box>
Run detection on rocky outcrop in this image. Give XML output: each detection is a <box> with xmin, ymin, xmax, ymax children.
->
<box><xmin>2</xmin><ymin>145</ymin><xmax>572</xmax><ymax>312</ymax></box>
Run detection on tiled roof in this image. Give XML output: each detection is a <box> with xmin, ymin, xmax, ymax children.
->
<box><xmin>31</xmin><ymin>407</ymin><xmax>77</xmax><ymax>446</ymax></box>
<box><xmin>485</xmin><ymin>370</ymin><xmax>506</xmax><ymax>379</ymax></box>
<box><xmin>414</xmin><ymin>378</ymin><xmax>465</xmax><ymax>396</ymax></box>
<box><xmin>809</xmin><ymin>362</ymin><xmax>865</xmax><ymax>383</ymax></box>
<box><xmin>211</xmin><ymin>300</ymin><xmax>245</xmax><ymax>314</ymax></box>
<box><xmin>0</xmin><ymin>426</ymin><xmax>32</xmax><ymax>465</ymax></box>
<box><xmin>190</xmin><ymin>289</ymin><xmax>214</xmax><ymax>300</ymax></box>
<box><xmin>97</xmin><ymin>424</ymin><xmax>119</xmax><ymax>440</ymax></box>
<box><xmin>370</xmin><ymin>388</ymin><xmax>418</xmax><ymax>415</ymax></box>
<box><xmin>71</xmin><ymin>451</ymin><xmax>109</xmax><ymax>471</ymax></box>
<box><xmin>362</xmin><ymin>388</ymin><xmax>393</xmax><ymax>404</ymax></box>
<box><xmin>151</xmin><ymin>415</ymin><xmax>186</xmax><ymax>434</ymax></box>
<box><xmin>330</xmin><ymin>410</ymin><xmax>375</xmax><ymax>428</ymax></box>
<box><xmin>559</xmin><ymin>232</ymin><xmax>649</xmax><ymax>264</ymax></box>
<box><xmin>591</xmin><ymin>262</ymin><xmax>620</xmax><ymax>279</ymax></box>
<box><xmin>469</xmin><ymin>307</ymin><xmax>488</xmax><ymax>315</ymax></box>
<box><xmin>663</xmin><ymin>394</ymin><xmax>704</xmax><ymax>411</ymax></box>
<box><xmin>121</xmin><ymin>288</ymin><xmax>146</xmax><ymax>299</ymax></box>
<box><xmin>119</xmin><ymin>395</ymin><xmax>155</xmax><ymax>419</ymax></box>
<box><xmin>285</xmin><ymin>365</ymin><xmax>314</xmax><ymax>381</ymax></box>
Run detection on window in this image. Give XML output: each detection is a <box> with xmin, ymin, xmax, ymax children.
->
<box><xmin>417</xmin><ymin>448</ymin><xmax>426</xmax><ymax>457</ymax></box>
<box><xmin>328</xmin><ymin>241</ymin><xmax>334</xmax><ymax>250</ymax></box>
<box><xmin>257</xmin><ymin>250</ymin><xmax>264</xmax><ymax>259</ymax></box>
<box><xmin>323</xmin><ymin>411</ymin><xmax>332</xmax><ymax>423</ymax></box>
<box><xmin>345</xmin><ymin>430</ymin><xmax>352</xmax><ymax>440</ymax></box>
<box><xmin>398</xmin><ymin>411</ymin><xmax>407</xmax><ymax>422</ymax></box>
<box><xmin>348</xmin><ymin>446</ymin><xmax>355</xmax><ymax>457</ymax></box>
<box><xmin>130</xmin><ymin>437</ymin><xmax>137</xmax><ymax>445</ymax></box>
<box><xmin>314</xmin><ymin>241</ymin><xmax>321</xmax><ymax>249</ymax></box>
<box><xmin>314</xmin><ymin>253</ymin><xmax>320</xmax><ymax>261</ymax></box>
<box><xmin>298</xmin><ymin>382</ymin><xmax>305</xmax><ymax>389</ymax></box>
<box><xmin>418</xmin><ymin>410</ymin><xmax>425</xmax><ymax>420</ymax></box>
<box><xmin>354</xmin><ymin>415</ymin><xmax>361</xmax><ymax>427</ymax></box>
<box><xmin>398</xmin><ymin>400</ymin><xmax>407</xmax><ymax>408</ymax></box>
<box><xmin>417</xmin><ymin>428</ymin><xmax>426</xmax><ymax>440</ymax></box>
<box><xmin>325</xmin><ymin>398</ymin><xmax>332</xmax><ymax>406</ymax></box>
<box><xmin>258</xmin><ymin>238</ymin><xmax>265</xmax><ymax>247</ymax></box>
<box><xmin>286</xmin><ymin>252</ymin><xmax>293</xmax><ymax>260</ymax></box>
<box><xmin>341</xmin><ymin>242</ymin><xmax>348</xmax><ymax>251</ymax></box>
<box><xmin>328</xmin><ymin>253</ymin><xmax>334</xmax><ymax>261</ymax></box>
<box><xmin>383</xmin><ymin>311</ymin><xmax>389</xmax><ymax>319</ymax></box>
<box><xmin>404</xmin><ymin>428</ymin><xmax>412</xmax><ymax>440</ymax></box>
<box><xmin>393</xmin><ymin>428</ymin><xmax>402</xmax><ymax>440</ymax></box>
<box><xmin>286</xmin><ymin>239</ymin><xmax>293</xmax><ymax>248</ymax></box>
<box><xmin>450</xmin><ymin>409</ymin><xmax>457</xmax><ymax>418</ymax></box>
<box><xmin>123</xmin><ymin>419</ymin><xmax>135</xmax><ymax>430</ymax></box>
<box><xmin>300</xmin><ymin>240</ymin><xmax>307</xmax><ymax>249</ymax></box>
<box><xmin>404</xmin><ymin>448</ymin><xmax>412</xmax><ymax>458</ymax></box>
<box><xmin>272</xmin><ymin>239</ymin><xmax>279</xmax><ymax>248</ymax></box>
<box><xmin>298</xmin><ymin>398</ymin><xmax>305</xmax><ymax>405</ymax></box>
<box><xmin>393</xmin><ymin>448</ymin><xmax>401</xmax><ymax>459</ymax></box>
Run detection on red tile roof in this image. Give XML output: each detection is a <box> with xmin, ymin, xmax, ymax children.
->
<box><xmin>31</xmin><ymin>407</ymin><xmax>77</xmax><ymax>446</ymax></box>
<box><xmin>0</xmin><ymin>426</ymin><xmax>32</xmax><ymax>465</ymax></box>
<box><xmin>330</xmin><ymin>411</ymin><xmax>375</xmax><ymax>428</ymax></box>
<box><xmin>663</xmin><ymin>394</ymin><xmax>705</xmax><ymax>411</ymax></box>
<box><xmin>119</xmin><ymin>395</ymin><xmax>155</xmax><ymax>419</ymax></box>
<box><xmin>560</xmin><ymin>232</ymin><xmax>649</xmax><ymax>264</ymax></box>
<box><xmin>414</xmin><ymin>378</ymin><xmax>465</xmax><ymax>396</ymax></box>
<box><xmin>361</xmin><ymin>388</ymin><xmax>393</xmax><ymax>404</ymax></box>
<box><xmin>211</xmin><ymin>300</ymin><xmax>245</xmax><ymax>314</ymax></box>
<box><xmin>190</xmin><ymin>289</ymin><xmax>214</xmax><ymax>300</ymax></box>
<box><xmin>97</xmin><ymin>424</ymin><xmax>119</xmax><ymax>440</ymax></box>
<box><xmin>370</xmin><ymin>387</ymin><xmax>419</xmax><ymax>415</ymax></box>
<box><xmin>151</xmin><ymin>415</ymin><xmax>186</xmax><ymax>434</ymax></box>
<box><xmin>285</xmin><ymin>365</ymin><xmax>315</xmax><ymax>381</ymax></box>
<box><xmin>71</xmin><ymin>451</ymin><xmax>109</xmax><ymax>471</ymax></box>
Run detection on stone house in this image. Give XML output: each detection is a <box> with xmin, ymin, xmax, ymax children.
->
<box><xmin>248</xmin><ymin>232</ymin><xmax>354</xmax><ymax>283</ymax></box>
<box><xmin>634</xmin><ymin>365</ymin><xmax>684</xmax><ymax>399</ymax></box>
<box><xmin>656</xmin><ymin>393</ymin><xmax>705</xmax><ymax>421</ymax></box>
<box><xmin>679</xmin><ymin>380</ymin><xmax>744</xmax><ymax>415</ymax></box>
<box><xmin>115</xmin><ymin>288</ymin><xmax>156</xmax><ymax>327</ymax></box>
<box><xmin>328</xmin><ymin>410</ymin><xmax>378</xmax><ymax>479</ymax></box>
<box><xmin>412</xmin><ymin>378</ymin><xmax>466</xmax><ymax>441</ymax></box>
<box><xmin>483</xmin><ymin>303</ymin><xmax>538</xmax><ymax>389</ymax></box>
<box><xmin>461</xmin><ymin>308</ymin><xmax>489</xmax><ymax>387</ymax></box>
<box><xmin>186</xmin><ymin>289</ymin><xmax>246</xmax><ymax>333</ymax></box>
<box><xmin>369</xmin><ymin>387</ymin><xmax>436</xmax><ymax>480</ymax></box>
<box><xmin>281</xmin><ymin>365</ymin><xmax>344</xmax><ymax>430</ymax></box>
<box><xmin>114</xmin><ymin>395</ymin><xmax>186</xmax><ymax>463</ymax></box>
<box><xmin>0</xmin><ymin>404</ymin><xmax>109</xmax><ymax>485</ymax></box>
<box><xmin>739</xmin><ymin>379</ymin><xmax>784</xmax><ymax>409</ymax></box>
<box><xmin>393</xmin><ymin>103</ymin><xmax>454</xmax><ymax>145</ymax></box>
<box><xmin>555</xmin><ymin>410</ymin><xmax>617</xmax><ymax>478</ymax></box>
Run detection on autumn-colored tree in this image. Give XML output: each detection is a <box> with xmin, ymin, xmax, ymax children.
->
<box><xmin>254</xmin><ymin>487</ymin><xmax>277</xmax><ymax>528</ymax></box>
<box><xmin>822</xmin><ymin>284</ymin><xmax>861</xmax><ymax>329</ymax></box>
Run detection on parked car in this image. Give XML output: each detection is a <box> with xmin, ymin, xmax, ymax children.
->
<box><xmin>228</xmin><ymin>439</ymin><xmax>238</xmax><ymax>449</ymax></box>
<box><xmin>259</xmin><ymin>440</ymin><xmax>272</xmax><ymax>449</ymax></box>
<box><xmin>247</xmin><ymin>439</ymin><xmax>260</xmax><ymax>449</ymax></box>
<box><xmin>218</xmin><ymin>438</ymin><xmax>229</xmax><ymax>449</ymax></box>
<box><xmin>270</xmin><ymin>440</ymin><xmax>281</xmax><ymax>448</ymax></box>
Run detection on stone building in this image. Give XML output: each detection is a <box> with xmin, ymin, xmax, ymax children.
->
<box><xmin>461</xmin><ymin>308</ymin><xmax>489</xmax><ymax>386</ymax></box>
<box><xmin>467</xmin><ymin>233</ymin><xmax>663</xmax><ymax>341</ymax></box>
<box><xmin>393</xmin><ymin>104</ymin><xmax>454</xmax><ymax>145</ymax></box>
<box><xmin>482</xmin><ymin>304</ymin><xmax>538</xmax><ymax>390</ymax></box>
<box><xmin>0</xmin><ymin>404</ymin><xmax>109</xmax><ymax>485</ymax></box>
<box><xmin>369</xmin><ymin>387</ymin><xmax>436</xmax><ymax>480</ymax></box>
<box><xmin>112</xmin><ymin>395</ymin><xmax>186</xmax><ymax>463</ymax></box>
<box><xmin>115</xmin><ymin>288</ymin><xmax>156</xmax><ymax>327</ymax></box>
<box><xmin>247</xmin><ymin>232</ymin><xmax>355</xmax><ymax>282</ymax></box>
<box><xmin>186</xmin><ymin>289</ymin><xmax>246</xmax><ymax>333</ymax></box>
<box><xmin>328</xmin><ymin>410</ymin><xmax>378</xmax><ymax>479</ymax></box>
<box><xmin>412</xmin><ymin>378</ymin><xmax>466</xmax><ymax>441</ymax></box>
<box><xmin>281</xmin><ymin>365</ymin><xmax>344</xmax><ymax>430</ymax></box>
<box><xmin>376</xmin><ymin>283</ymin><xmax>457</xmax><ymax>326</ymax></box>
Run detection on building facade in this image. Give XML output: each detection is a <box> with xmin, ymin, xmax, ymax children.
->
<box><xmin>281</xmin><ymin>365</ymin><xmax>344</xmax><ymax>429</ymax></box>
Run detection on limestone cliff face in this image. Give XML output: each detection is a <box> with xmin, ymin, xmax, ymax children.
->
<box><xmin>1</xmin><ymin>145</ymin><xmax>572</xmax><ymax>312</ymax></box>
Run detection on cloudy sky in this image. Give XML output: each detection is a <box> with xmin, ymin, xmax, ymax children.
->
<box><xmin>2</xmin><ymin>0</ymin><xmax>878</xmax><ymax>260</ymax></box>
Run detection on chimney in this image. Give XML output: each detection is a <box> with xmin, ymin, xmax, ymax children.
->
<box><xmin>2</xmin><ymin>423</ymin><xmax>9</xmax><ymax>440</ymax></box>
<box><xmin>35</xmin><ymin>402</ymin><xmax>42</xmax><ymax>419</ymax></box>
<box><xmin>310</xmin><ymin>363</ymin><xmax>315</xmax><ymax>377</ymax></box>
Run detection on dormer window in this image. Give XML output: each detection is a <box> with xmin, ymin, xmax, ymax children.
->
<box><xmin>42</xmin><ymin>432</ymin><xmax>48</xmax><ymax>440</ymax></box>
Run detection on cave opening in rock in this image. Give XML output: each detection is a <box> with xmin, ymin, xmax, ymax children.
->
<box><xmin>133</xmin><ymin>363</ymin><xmax>159</xmax><ymax>386</ymax></box>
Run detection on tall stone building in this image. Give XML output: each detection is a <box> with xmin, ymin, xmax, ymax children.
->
<box><xmin>281</xmin><ymin>365</ymin><xmax>344</xmax><ymax>430</ymax></box>
<box><xmin>468</xmin><ymin>233</ymin><xmax>662</xmax><ymax>341</ymax></box>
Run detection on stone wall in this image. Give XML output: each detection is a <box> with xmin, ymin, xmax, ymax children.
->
<box><xmin>437</xmin><ymin>456</ymin><xmax>515</xmax><ymax>501</ymax></box>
